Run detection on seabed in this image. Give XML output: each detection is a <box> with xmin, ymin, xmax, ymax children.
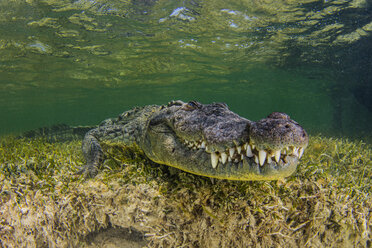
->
<box><xmin>0</xmin><ymin>135</ymin><xmax>371</xmax><ymax>247</ymax></box>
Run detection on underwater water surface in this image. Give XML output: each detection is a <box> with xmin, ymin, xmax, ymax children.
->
<box><xmin>0</xmin><ymin>0</ymin><xmax>372</xmax><ymax>141</ymax></box>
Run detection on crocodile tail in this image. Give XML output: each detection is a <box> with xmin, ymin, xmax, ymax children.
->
<box><xmin>20</xmin><ymin>124</ymin><xmax>95</xmax><ymax>142</ymax></box>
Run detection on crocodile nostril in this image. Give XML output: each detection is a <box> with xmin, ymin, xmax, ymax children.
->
<box><xmin>285</xmin><ymin>124</ymin><xmax>291</xmax><ymax>128</ymax></box>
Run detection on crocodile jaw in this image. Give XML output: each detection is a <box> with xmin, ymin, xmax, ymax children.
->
<box><xmin>142</xmin><ymin>123</ymin><xmax>306</xmax><ymax>181</ymax></box>
<box><xmin>141</xmin><ymin>101</ymin><xmax>308</xmax><ymax>181</ymax></box>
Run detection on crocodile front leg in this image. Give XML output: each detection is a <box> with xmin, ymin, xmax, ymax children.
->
<box><xmin>78</xmin><ymin>121</ymin><xmax>142</xmax><ymax>177</ymax></box>
<box><xmin>78</xmin><ymin>130</ymin><xmax>105</xmax><ymax>177</ymax></box>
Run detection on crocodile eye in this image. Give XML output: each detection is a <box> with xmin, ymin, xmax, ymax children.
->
<box><xmin>188</xmin><ymin>101</ymin><xmax>198</xmax><ymax>108</ymax></box>
<box><xmin>182</xmin><ymin>101</ymin><xmax>200</xmax><ymax>111</ymax></box>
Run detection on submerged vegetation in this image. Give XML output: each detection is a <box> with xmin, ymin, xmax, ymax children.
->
<box><xmin>0</xmin><ymin>135</ymin><xmax>371</xmax><ymax>247</ymax></box>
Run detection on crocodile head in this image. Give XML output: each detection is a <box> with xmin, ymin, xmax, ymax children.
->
<box><xmin>141</xmin><ymin>100</ymin><xmax>308</xmax><ymax>180</ymax></box>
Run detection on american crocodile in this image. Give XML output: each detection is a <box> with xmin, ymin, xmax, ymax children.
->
<box><xmin>79</xmin><ymin>100</ymin><xmax>308</xmax><ymax>180</ymax></box>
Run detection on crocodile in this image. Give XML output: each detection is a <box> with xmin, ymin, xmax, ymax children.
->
<box><xmin>79</xmin><ymin>100</ymin><xmax>308</xmax><ymax>180</ymax></box>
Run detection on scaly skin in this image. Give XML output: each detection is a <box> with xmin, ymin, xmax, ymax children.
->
<box><xmin>80</xmin><ymin>100</ymin><xmax>309</xmax><ymax>180</ymax></box>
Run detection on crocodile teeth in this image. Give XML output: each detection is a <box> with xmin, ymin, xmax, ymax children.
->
<box><xmin>254</xmin><ymin>155</ymin><xmax>259</xmax><ymax>164</ymax></box>
<box><xmin>237</xmin><ymin>146</ymin><xmax>242</xmax><ymax>154</ymax></box>
<box><xmin>293</xmin><ymin>147</ymin><xmax>299</xmax><ymax>157</ymax></box>
<box><xmin>211</xmin><ymin>152</ymin><xmax>219</xmax><ymax>168</ymax></box>
<box><xmin>182</xmin><ymin>138</ymin><xmax>306</xmax><ymax>167</ymax></box>
<box><xmin>299</xmin><ymin>147</ymin><xmax>304</xmax><ymax>158</ymax></box>
<box><xmin>274</xmin><ymin>150</ymin><xmax>281</xmax><ymax>163</ymax></box>
<box><xmin>229</xmin><ymin>147</ymin><xmax>235</xmax><ymax>157</ymax></box>
<box><xmin>246</xmin><ymin>144</ymin><xmax>253</xmax><ymax>157</ymax></box>
<box><xmin>258</xmin><ymin>150</ymin><xmax>267</xmax><ymax>166</ymax></box>
<box><xmin>221</xmin><ymin>152</ymin><xmax>227</xmax><ymax>164</ymax></box>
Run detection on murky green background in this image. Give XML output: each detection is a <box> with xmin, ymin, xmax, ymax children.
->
<box><xmin>0</xmin><ymin>0</ymin><xmax>371</xmax><ymax>141</ymax></box>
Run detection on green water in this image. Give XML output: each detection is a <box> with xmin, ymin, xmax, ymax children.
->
<box><xmin>0</xmin><ymin>0</ymin><xmax>372</xmax><ymax>141</ymax></box>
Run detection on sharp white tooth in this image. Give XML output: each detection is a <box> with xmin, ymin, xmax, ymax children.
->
<box><xmin>201</xmin><ymin>141</ymin><xmax>206</xmax><ymax>149</ymax></box>
<box><xmin>299</xmin><ymin>147</ymin><xmax>304</xmax><ymax>158</ymax></box>
<box><xmin>211</xmin><ymin>152</ymin><xmax>218</xmax><ymax>168</ymax></box>
<box><xmin>221</xmin><ymin>152</ymin><xmax>227</xmax><ymax>164</ymax></box>
<box><xmin>254</xmin><ymin>155</ymin><xmax>259</xmax><ymax>164</ymax></box>
<box><xmin>229</xmin><ymin>147</ymin><xmax>235</xmax><ymax>157</ymax></box>
<box><xmin>237</xmin><ymin>146</ymin><xmax>242</xmax><ymax>154</ymax></box>
<box><xmin>293</xmin><ymin>147</ymin><xmax>299</xmax><ymax>157</ymax></box>
<box><xmin>234</xmin><ymin>158</ymin><xmax>239</xmax><ymax>163</ymax></box>
<box><xmin>252</xmin><ymin>145</ymin><xmax>255</xmax><ymax>150</ymax></box>
<box><xmin>228</xmin><ymin>156</ymin><xmax>232</xmax><ymax>162</ymax></box>
<box><xmin>258</xmin><ymin>150</ymin><xmax>267</xmax><ymax>166</ymax></box>
<box><xmin>274</xmin><ymin>150</ymin><xmax>281</xmax><ymax>163</ymax></box>
<box><xmin>243</xmin><ymin>143</ymin><xmax>248</xmax><ymax>150</ymax></box>
<box><xmin>246</xmin><ymin>145</ymin><xmax>253</xmax><ymax>157</ymax></box>
<box><xmin>241</xmin><ymin>154</ymin><xmax>244</xmax><ymax>160</ymax></box>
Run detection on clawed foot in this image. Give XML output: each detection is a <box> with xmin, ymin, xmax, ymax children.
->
<box><xmin>76</xmin><ymin>164</ymin><xmax>98</xmax><ymax>178</ymax></box>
